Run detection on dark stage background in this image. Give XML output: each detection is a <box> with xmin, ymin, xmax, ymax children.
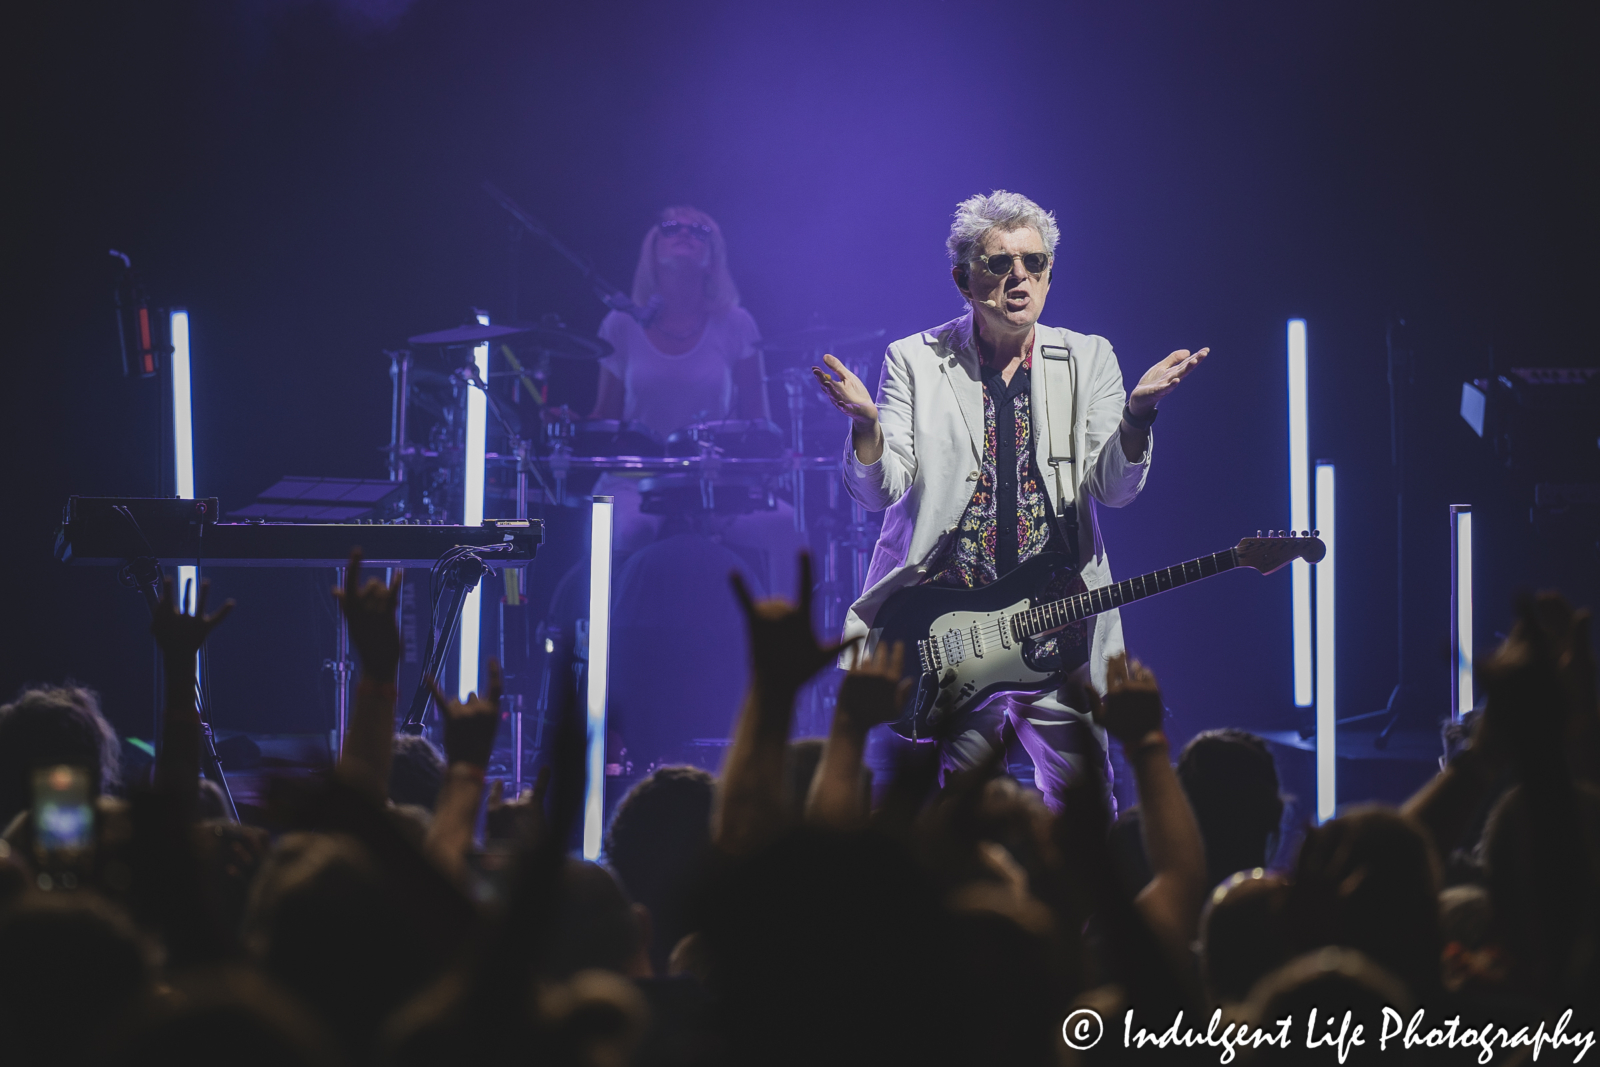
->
<box><xmin>5</xmin><ymin>0</ymin><xmax>1596</xmax><ymax>807</ymax></box>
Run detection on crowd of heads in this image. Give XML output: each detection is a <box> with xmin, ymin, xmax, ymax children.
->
<box><xmin>1</xmin><ymin>558</ymin><xmax>1597</xmax><ymax>1065</ymax></box>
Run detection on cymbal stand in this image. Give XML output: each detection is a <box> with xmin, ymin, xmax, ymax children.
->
<box><xmin>698</xmin><ymin>436</ymin><xmax>722</xmax><ymax>513</ymax></box>
<box><xmin>782</xmin><ymin>368</ymin><xmax>809</xmax><ymax>535</ymax></box>
<box><xmin>460</xmin><ymin>363</ymin><xmax>558</xmax><ymax>509</ymax></box>
<box><xmin>328</xmin><ymin>566</ymin><xmax>352</xmax><ymax>759</ymax></box>
<box><xmin>386</xmin><ymin>350</ymin><xmax>412</xmax><ymax>485</ymax></box>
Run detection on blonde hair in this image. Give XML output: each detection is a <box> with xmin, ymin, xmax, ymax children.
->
<box><xmin>630</xmin><ymin>206</ymin><xmax>740</xmax><ymax>313</ymax></box>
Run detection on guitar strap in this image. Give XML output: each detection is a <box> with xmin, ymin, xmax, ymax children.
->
<box><xmin>1039</xmin><ymin>342</ymin><xmax>1080</xmax><ymax>567</ymax></box>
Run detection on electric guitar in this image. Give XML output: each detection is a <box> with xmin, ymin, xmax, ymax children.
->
<box><xmin>873</xmin><ymin>533</ymin><xmax>1325</xmax><ymax>740</ymax></box>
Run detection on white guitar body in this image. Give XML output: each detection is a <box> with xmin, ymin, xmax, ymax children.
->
<box><xmin>874</xmin><ymin>536</ymin><xmax>1325</xmax><ymax>741</ymax></box>
<box><xmin>917</xmin><ymin>601</ymin><xmax>1059</xmax><ymax>718</ymax></box>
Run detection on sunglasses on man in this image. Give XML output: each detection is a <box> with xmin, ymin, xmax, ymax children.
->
<box><xmin>659</xmin><ymin>220</ymin><xmax>713</xmax><ymax>241</ymax></box>
<box><xmin>971</xmin><ymin>251</ymin><xmax>1050</xmax><ymax>277</ymax></box>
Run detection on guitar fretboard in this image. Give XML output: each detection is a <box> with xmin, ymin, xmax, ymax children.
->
<box><xmin>1011</xmin><ymin>549</ymin><xmax>1239</xmax><ymax>640</ymax></box>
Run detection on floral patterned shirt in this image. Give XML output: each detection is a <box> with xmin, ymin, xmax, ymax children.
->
<box><xmin>927</xmin><ymin>351</ymin><xmax>1065</xmax><ymax>589</ymax></box>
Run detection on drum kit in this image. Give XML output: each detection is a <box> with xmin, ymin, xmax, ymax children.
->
<box><xmin>385</xmin><ymin>308</ymin><xmax>889</xmax><ymax>754</ymax></box>
<box><xmin>368</xmin><ymin>184</ymin><xmax>895</xmax><ymax>766</ymax></box>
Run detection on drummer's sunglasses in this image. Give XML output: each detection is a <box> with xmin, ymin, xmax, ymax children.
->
<box><xmin>972</xmin><ymin>251</ymin><xmax>1050</xmax><ymax>277</ymax></box>
<box><xmin>659</xmin><ymin>220</ymin><xmax>713</xmax><ymax>241</ymax></box>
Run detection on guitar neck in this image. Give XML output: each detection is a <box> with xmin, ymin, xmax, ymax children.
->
<box><xmin>1014</xmin><ymin>549</ymin><xmax>1240</xmax><ymax>639</ymax></box>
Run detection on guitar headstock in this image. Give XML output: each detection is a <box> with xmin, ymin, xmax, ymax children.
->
<box><xmin>1236</xmin><ymin>531</ymin><xmax>1327</xmax><ymax>575</ymax></box>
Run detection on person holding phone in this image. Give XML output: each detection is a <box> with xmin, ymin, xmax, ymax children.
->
<box><xmin>0</xmin><ymin>684</ymin><xmax>120</xmax><ymax>837</ymax></box>
<box><xmin>812</xmin><ymin>189</ymin><xmax>1208</xmax><ymax>804</ymax></box>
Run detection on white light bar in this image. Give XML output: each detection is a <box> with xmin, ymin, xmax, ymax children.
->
<box><xmin>1315</xmin><ymin>461</ymin><xmax>1336</xmax><ymax>823</ymax></box>
<box><xmin>171</xmin><ymin>310</ymin><xmax>195</xmax><ymax>500</ymax></box>
<box><xmin>170</xmin><ymin>310</ymin><xmax>201</xmax><ymax>690</ymax></box>
<box><xmin>583</xmin><ymin>495</ymin><xmax>615</xmax><ymax>860</ymax></box>
<box><xmin>457</xmin><ymin>313</ymin><xmax>490</xmax><ymax>701</ymax></box>
<box><xmin>1450</xmin><ymin>505</ymin><xmax>1473</xmax><ymax>721</ymax></box>
<box><xmin>1288</xmin><ymin>319</ymin><xmax>1312</xmax><ymax>707</ymax></box>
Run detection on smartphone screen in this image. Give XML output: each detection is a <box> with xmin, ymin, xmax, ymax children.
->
<box><xmin>33</xmin><ymin>765</ymin><xmax>94</xmax><ymax>860</ymax></box>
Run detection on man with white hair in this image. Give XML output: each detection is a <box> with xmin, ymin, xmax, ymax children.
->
<box><xmin>813</xmin><ymin>190</ymin><xmax>1206</xmax><ymax>801</ymax></box>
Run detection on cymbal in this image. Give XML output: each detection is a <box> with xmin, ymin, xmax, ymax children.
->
<box><xmin>406</xmin><ymin>321</ymin><xmax>613</xmax><ymax>361</ymax></box>
<box><xmin>408</xmin><ymin>322</ymin><xmax>530</xmax><ymax>346</ymax></box>
<box><xmin>510</xmin><ymin>323</ymin><xmax>613</xmax><ymax>362</ymax></box>
<box><xmin>755</xmin><ymin>325</ymin><xmax>887</xmax><ymax>355</ymax></box>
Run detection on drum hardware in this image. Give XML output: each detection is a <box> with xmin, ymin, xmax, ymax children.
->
<box><xmin>496</xmin><ymin>345</ymin><xmax>544</xmax><ymax>407</ymax></box>
<box><xmin>698</xmin><ymin>435</ymin><xmax>722</xmax><ymax>513</ymax></box>
<box><xmin>386</xmin><ymin>350</ymin><xmax>412</xmax><ymax>482</ymax></box>
<box><xmin>782</xmin><ymin>369</ymin><xmax>814</xmax><ymax>533</ymax></box>
<box><xmin>553</xmin><ymin>418</ymin><xmax>665</xmax><ymax>458</ymax></box>
<box><xmin>391</xmin><ymin>290</ymin><xmax>894</xmax><ymax>767</ymax></box>
<box><xmin>664</xmin><ymin>419</ymin><xmax>785</xmax><ymax>459</ymax></box>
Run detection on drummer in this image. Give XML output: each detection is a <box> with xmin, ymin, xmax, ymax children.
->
<box><xmin>588</xmin><ymin>207</ymin><xmax>799</xmax><ymax>594</ymax></box>
<box><xmin>590</xmin><ymin>206</ymin><xmax>770</xmax><ymax>435</ymax></box>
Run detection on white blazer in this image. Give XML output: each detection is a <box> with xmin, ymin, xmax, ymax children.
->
<box><xmin>841</xmin><ymin>313</ymin><xmax>1152</xmax><ymax>696</ymax></box>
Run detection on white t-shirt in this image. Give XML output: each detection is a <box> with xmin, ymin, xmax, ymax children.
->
<box><xmin>597</xmin><ymin>305</ymin><xmax>761</xmax><ymax>439</ymax></box>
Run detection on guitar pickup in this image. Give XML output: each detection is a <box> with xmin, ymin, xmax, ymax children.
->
<box><xmin>969</xmin><ymin>623</ymin><xmax>984</xmax><ymax>658</ymax></box>
<box><xmin>996</xmin><ymin>612</ymin><xmax>1011</xmax><ymax>649</ymax></box>
<box><xmin>941</xmin><ymin>628</ymin><xmax>967</xmax><ymax>666</ymax></box>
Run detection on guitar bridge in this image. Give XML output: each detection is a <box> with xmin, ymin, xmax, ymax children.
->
<box><xmin>918</xmin><ymin>638</ymin><xmax>942</xmax><ymax>674</ymax></box>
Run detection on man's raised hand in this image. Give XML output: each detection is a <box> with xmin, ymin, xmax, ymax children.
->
<box><xmin>150</xmin><ymin>576</ymin><xmax>234</xmax><ymax>661</ymax></box>
<box><xmin>1128</xmin><ymin>347</ymin><xmax>1209</xmax><ymax>418</ymax></box>
<box><xmin>730</xmin><ymin>551</ymin><xmax>856</xmax><ymax>697</ymax></box>
<box><xmin>811</xmin><ymin>354</ymin><xmax>878</xmax><ymax>430</ymax></box>
<box><xmin>427</xmin><ymin>657</ymin><xmax>504</xmax><ymax>770</ymax></box>
<box><xmin>333</xmin><ymin>548</ymin><xmax>402</xmax><ymax>683</ymax></box>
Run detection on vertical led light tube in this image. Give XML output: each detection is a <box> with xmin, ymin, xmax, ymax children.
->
<box><xmin>170</xmin><ymin>310</ymin><xmax>195</xmax><ymax>500</ymax></box>
<box><xmin>1314</xmin><ymin>461</ymin><xmax>1337</xmax><ymax>823</ymax></box>
<box><xmin>1450</xmin><ymin>506</ymin><xmax>1473</xmax><ymax>721</ymax></box>
<box><xmin>583</xmin><ymin>496</ymin><xmax>615</xmax><ymax>860</ymax></box>
<box><xmin>1288</xmin><ymin>319</ymin><xmax>1312</xmax><ymax>707</ymax></box>
<box><xmin>170</xmin><ymin>310</ymin><xmax>199</xmax><ymax>628</ymax></box>
<box><xmin>169</xmin><ymin>310</ymin><xmax>201</xmax><ymax>696</ymax></box>
<box><xmin>457</xmin><ymin>314</ymin><xmax>490</xmax><ymax>701</ymax></box>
